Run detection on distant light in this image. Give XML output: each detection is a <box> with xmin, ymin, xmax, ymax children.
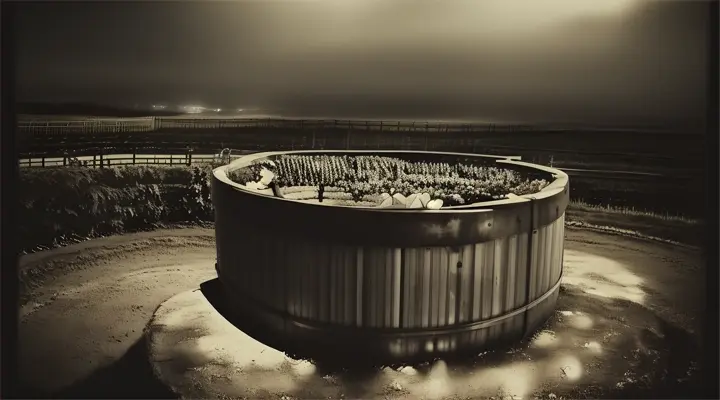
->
<box><xmin>237</xmin><ymin>108</ymin><xmax>244</xmax><ymax>112</ymax></box>
<box><xmin>215</xmin><ymin>108</ymin><xmax>222</xmax><ymax>112</ymax></box>
<box><xmin>181</xmin><ymin>105</ymin><xmax>204</xmax><ymax>114</ymax></box>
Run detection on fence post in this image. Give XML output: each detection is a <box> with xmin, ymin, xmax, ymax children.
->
<box><xmin>63</xmin><ymin>156</ymin><xmax>67</xmax><ymax>167</ymax></box>
<box><xmin>99</xmin><ymin>151</ymin><xmax>104</xmax><ymax>168</ymax></box>
<box><xmin>187</xmin><ymin>149</ymin><xmax>193</xmax><ymax>166</ymax></box>
<box><xmin>93</xmin><ymin>154</ymin><xmax>97</xmax><ymax>168</ymax></box>
<box><xmin>132</xmin><ymin>150</ymin><xmax>136</xmax><ymax>165</ymax></box>
<box><xmin>41</xmin><ymin>157</ymin><xmax>45</xmax><ymax>168</ymax></box>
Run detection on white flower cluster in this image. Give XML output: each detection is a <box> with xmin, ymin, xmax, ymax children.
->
<box><xmin>244</xmin><ymin>160</ymin><xmax>277</xmax><ymax>191</ymax></box>
<box><xmin>377</xmin><ymin>191</ymin><xmax>443</xmax><ymax>209</ymax></box>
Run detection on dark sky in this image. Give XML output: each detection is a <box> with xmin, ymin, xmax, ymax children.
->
<box><xmin>14</xmin><ymin>0</ymin><xmax>710</xmax><ymax>127</ymax></box>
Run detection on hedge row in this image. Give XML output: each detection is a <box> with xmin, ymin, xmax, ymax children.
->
<box><xmin>19</xmin><ymin>165</ymin><xmax>214</xmax><ymax>254</ymax></box>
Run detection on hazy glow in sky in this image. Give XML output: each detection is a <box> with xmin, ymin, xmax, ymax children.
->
<box><xmin>15</xmin><ymin>0</ymin><xmax>708</xmax><ymax>128</ymax></box>
<box><xmin>326</xmin><ymin>0</ymin><xmax>634</xmax><ymax>15</ymax></box>
<box><xmin>492</xmin><ymin>0</ymin><xmax>636</xmax><ymax>21</ymax></box>
<box><xmin>486</xmin><ymin>0</ymin><xmax>635</xmax><ymax>32</ymax></box>
<box><xmin>297</xmin><ymin>0</ymin><xmax>639</xmax><ymax>51</ymax></box>
<box><xmin>315</xmin><ymin>0</ymin><xmax>638</xmax><ymax>34</ymax></box>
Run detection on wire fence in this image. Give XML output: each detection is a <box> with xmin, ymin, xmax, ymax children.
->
<box><xmin>19</xmin><ymin>116</ymin><xmax>663</xmax><ymax>135</ymax></box>
<box><xmin>18</xmin><ymin>117</ymin><xmax>156</xmax><ymax>134</ymax></box>
<box><xmin>16</xmin><ymin>116</ymin><xmax>535</xmax><ymax>135</ymax></box>
<box><xmin>151</xmin><ymin>118</ymin><xmax>529</xmax><ymax>133</ymax></box>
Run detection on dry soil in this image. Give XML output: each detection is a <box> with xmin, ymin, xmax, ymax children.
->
<box><xmin>18</xmin><ymin>227</ymin><xmax>705</xmax><ymax>399</ymax></box>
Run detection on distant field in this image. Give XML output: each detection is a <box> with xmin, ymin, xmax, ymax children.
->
<box><xmin>17</xmin><ymin>119</ymin><xmax>704</xmax><ymax>176</ymax></box>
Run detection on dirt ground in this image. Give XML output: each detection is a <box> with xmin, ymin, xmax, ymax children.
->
<box><xmin>18</xmin><ymin>226</ymin><xmax>706</xmax><ymax>399</ymax></box>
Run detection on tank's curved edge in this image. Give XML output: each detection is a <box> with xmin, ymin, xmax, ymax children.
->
<box><xmin>210</xmin><ymin>149</ymin><xmax>570</xmax><ymax>247</ymax></box>
<box><xmin>217</xmin><ymin>274</ymin><xmax>562</xmax><ymax>364</ymax></box>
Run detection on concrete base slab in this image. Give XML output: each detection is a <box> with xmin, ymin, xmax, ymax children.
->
<box><xmin>147</xmin><ymin>275</ymin><xmax>700</xmax><ymax>399</ymax></box>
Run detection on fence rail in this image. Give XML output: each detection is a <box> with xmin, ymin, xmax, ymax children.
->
<box><xmin>18</xmin><ymin>153</ymin><xmax>219</xmax><ymax>168</ymax></box>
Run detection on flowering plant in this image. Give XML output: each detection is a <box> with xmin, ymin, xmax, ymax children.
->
<box><xmin>243</xmin><ymin>160</ymin><xmax>277</xmax><ymax>192</ymax></box>
<box><xmin>377</xmin><ymin>190</ymin><xmax>443</xmax><ymax>209</ymax></box>
<box><xmin>233</xmin><ymin>155</ymin><xmax>550</xmax><ymax>206</ymax></box>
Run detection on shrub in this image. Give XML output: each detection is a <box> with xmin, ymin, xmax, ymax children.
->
<box><xmin>19</xmin><ymin>165</ymin><xmax>215</xmax><ymax>253</ymax></box>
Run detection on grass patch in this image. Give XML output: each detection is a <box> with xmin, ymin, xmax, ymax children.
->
<box><xmin>566</xmin><ymin>200</ymin><xmax>703</xmax><ymax>247</ymax></box>
<box><xmin>569</xmin><ymin>199</ymin><xmax>700</xmax><ymax>224</ymax></box>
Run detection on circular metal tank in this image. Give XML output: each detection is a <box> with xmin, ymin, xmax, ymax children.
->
<box><xmin>212</xmin><ymin>150</ymin><xmax>569</xmax><ymax>363</ymax></box>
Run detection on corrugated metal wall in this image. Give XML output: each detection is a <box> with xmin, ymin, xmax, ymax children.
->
<box><xmin>219</xmin><ymin>214</ymin><xmax>565</xmax><ymax>336</ymax></box>
<box><xmin>213</xmin><ymin>152</ymin><xmax>568</xmax><ymax>359</ymax></box>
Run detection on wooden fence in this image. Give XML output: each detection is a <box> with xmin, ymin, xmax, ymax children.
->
<box><xmin>18</xmin><ymin>152</ymin><xmax>218</xmax><ymax>168</ymax></box>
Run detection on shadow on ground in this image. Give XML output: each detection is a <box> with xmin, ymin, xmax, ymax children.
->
<box><xmin>200</xmin><ymin>278</ymin><xmax>705</xmax><ymax>399</ymax></box>
<box><xmin>200</xmin><ymin>279</ymin><xmax>382</xmax><ymax>367</ymax></box>
<box><xmin>46</xmin><ymin>338</ymin><xmax>177</xmax><ymax>399</ymax></box>
<box><xmin>24</xmin><ymin>277</ymin><xmax>701</xmax><ymax>399</ymax></box>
